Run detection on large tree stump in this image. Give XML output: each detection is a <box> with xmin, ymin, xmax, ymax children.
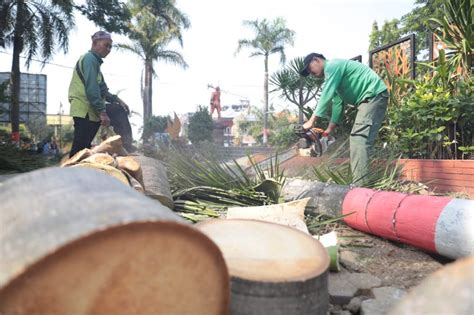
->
<box><xmin>0</xmin><ymin>167</ymin><xmax>229</xmax><ymax>315</ymax></box>
<box><xmin>197</xmin><ymin>219</ymin><xmax>329</xmax><ymax>315</ymax></box>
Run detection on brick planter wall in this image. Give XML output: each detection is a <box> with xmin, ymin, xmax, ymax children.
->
<box><xmin>399</xmin><ymin>159</ymin><xmax>474</xmax><ymax>197</ymax></box>
<box><xmin>280</xmin><ymin>156</ymin><xmax>474</xmax><ymax>198</ymax></box>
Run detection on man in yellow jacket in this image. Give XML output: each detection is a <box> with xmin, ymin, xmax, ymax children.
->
<box><xmin>68</xmin><ymin>31</ymin><xmax>132</xmax><ymax>157</ymax></box>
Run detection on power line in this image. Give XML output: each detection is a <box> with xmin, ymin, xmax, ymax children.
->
<box><xmin>0</xmin><ymin>50</ymin><xmax>123</xmax><ymax>76</ymax></box>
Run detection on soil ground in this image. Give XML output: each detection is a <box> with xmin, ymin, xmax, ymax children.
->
<box><xmin>335</xmin><ymin>226</ymin><xmax>448</xmax><ymax>289</ymax></box>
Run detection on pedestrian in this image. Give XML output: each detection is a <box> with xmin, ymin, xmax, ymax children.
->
<box><xmin>68</xmin><ymin>31</ymin><xmax>134</xmax><ymax>157</ymax></box>
<box><xmin>300</xmin><ymin>53</ymin><xmax>389</xmax><ymax>185</ymax></box>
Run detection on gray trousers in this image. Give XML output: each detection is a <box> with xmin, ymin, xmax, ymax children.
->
<box><xmin>350</xmin><ymin>90</ymin><xmax>389</xmax><ymax>185</ymax></box>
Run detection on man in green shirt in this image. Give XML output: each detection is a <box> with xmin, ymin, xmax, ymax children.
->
<box><xmin>300</xmin><ymin>53</ymin><xmax>389</xmax><ymax>185</ymax></box>
<box><xmin>68</xmin><ymin>31</ymin><xmax>133</xmax><ymax>157</ymax></box>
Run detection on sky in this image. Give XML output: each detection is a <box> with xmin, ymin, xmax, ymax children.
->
<box><xmin>0</xmin><ymin>0</ymin><xmax>415</xmax><ymax>137</ymax></box>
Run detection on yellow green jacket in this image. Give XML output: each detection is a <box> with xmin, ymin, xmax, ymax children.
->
<box><xmin>68</xmin><ymin>51</ymin><xmax>106</xmax><ymax>121</ymax></box>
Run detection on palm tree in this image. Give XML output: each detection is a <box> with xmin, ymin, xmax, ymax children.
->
<box><xmin>0</xmin><ymin>0</ymin><xmax>75</xmax><ymax>142</ymax></box>
<box><xmin>119</xmin><ymin>0</ymin><xmax>190</xmax><ymax>129</ymax></box>
<box><xmin>236</xmin><ymin>17</ymin><xmax>295</xmax><ymax>144</ymax></box>
<box><xmin>270</xmin><ymin>57</ymin><xmax>323</xmax><ymax>124</ymax></box>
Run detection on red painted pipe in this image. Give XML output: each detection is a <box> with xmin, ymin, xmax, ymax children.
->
<box><xmin>342</xmin><ymin>188</ymin><xmax>474</xmax><ymax>259</ymax></box>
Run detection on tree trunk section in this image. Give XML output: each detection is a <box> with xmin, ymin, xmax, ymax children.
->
<box><xmin>10</xmin><ymin>0</ymin><xmax>25</xmax><ymax>142</ymax></box>
<box><xmin>143</xmin><ymin>59</ymin><xmax>153</xmax><ymax>128</ymax></box>
<box><xmin>197</xmin><ymin>219</ymin><xmax>329</xmax><ymax>315</ymax></box>
<box><xmin>0</xmin><ymin>167</ymin><xmax>229</xmax><ymax>315</ymax></box>
<box><xmin>263</xmin><ymin>56</ymin><xmax>269</xmax><ymax>145</ymax></box>
<box><xmin>282</xmin><ymin>178</ymin><xmax>350</xmax><ymax>217</ymax></box>
<box><xmin>134</xmin><ymin>155</ymin><xmax>174</xmax><ymax>209</ymax></box>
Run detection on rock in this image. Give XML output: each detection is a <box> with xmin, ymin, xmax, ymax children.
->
<box><xmin>361</xmin><ymin>287</ymin><xmax>406</xmax><ymax>315</ymax></box>
<box><xmin>329</xmin><ymin>272</ymin><xmax>382</xmax><ymax>305</ymax></box>
<box><xmin>329</xmin><ymin>272</ymin><xmax>359</xmax><ymax>305</ymax></box>
<box><xmin>340</xmin><ymin>250</ymin><xmax>362</xmax><ymax>271</ymax></box>
<box><xmin>347</xmin><ymin>273</ymin><xmax>383</xmax><ymax>293</ymax></box>
<box><xmin>344</xmin><ymin>297</ymin><xmax>362</xmax><ymax>313</ymax></box>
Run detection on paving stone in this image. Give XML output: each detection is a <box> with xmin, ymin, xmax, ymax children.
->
<box><xmin>361</xmin><ymin>287</ymin><xmax>406</xmax><ymax>315</ymax></box>
<box><xmin>340</xmin><ymin>250</ymin><xmax>362</xmax><ymax>271</ymax></box>
<box><xmin>329</xmin><ymin>272</ymin><xmax>383</xmax><ymax>306</ymax></box>
<box><xmin>346</xmin><ymin>273</ymin><xmax>383</xmax><ymax>291</ymax></box>
<box><xmin>344</xmin><ymin>297</ymin><xmax>362</xmax><ymax>313</ymax></box>
<box><xmin>329</xmin><ymin>272</ymin><xmax>358</xmax><ymax>305</ymax></box>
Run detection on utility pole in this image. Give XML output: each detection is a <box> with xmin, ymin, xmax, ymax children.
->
<box><xmin>58</xmin><ymin>102</ymin><xmax>62</xmax><ymax>151</ymax></box>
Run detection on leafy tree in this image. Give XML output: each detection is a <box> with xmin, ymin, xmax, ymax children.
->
<box><xmin>270</xmin><ymin>57</ymin><xmax>323</xmax><ymax>123</ymax></box>
<box><xmin>236</xmin><ymin>17</ymin><xmax>295</xmax><ymax>144</ymax></box>
<box><xmin>142</xmin><ymin>115</ymin><xmax>171</xmax><ymax>142</ymax></box>
<box><xmin>368</xmin><ymin>0</ymin><xmax>446</xmax><ymax>55</ymax></box>
<box><xmin>74</xmin><ymin>0</ymin><xmax>131</xmax><ymax>34</ymax></box>
<box><xmin>188</xmin><ymin>106</ymin><xmax>213</xmax><ymax>144</ymax></box>
<box><xmin>369</xmin><ymin>19</ymin><xmax>403</xmax><ymax>50</ymax></box>
<box><xmin>0</xmin><ymin>0</ymin><xmax>74</xmax><ymax>142</ymax></box>
<box><xmin>118</xmin><ymin>0</ymin><xmax>189</xmax><ymax>127</ymax></box>
<box><xmin>236</xmin><ymin>106</ymin><xmax>298</xmax><ymax>148</ymax></box>
<box><xmin>401</xmin><ymin>0</ymin><xmax>446</xmax><ymax>54</ymax></box>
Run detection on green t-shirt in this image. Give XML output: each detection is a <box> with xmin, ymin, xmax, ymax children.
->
<box><xmin>313</xmin><ymin>59</ymin><xmax>387</xmax><ymax>123</ymax></box>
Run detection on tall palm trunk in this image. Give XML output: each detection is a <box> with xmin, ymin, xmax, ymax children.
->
<box><xmin>143</xmin><ymin>59</ymin><xmax>153</xmax><ymax>126</ymax></box>
<box><xmin>263</xmin><ymin>55</ymin><xmax>269</xmax><ymax>145</ymax></box>
<box><xmin>10</xmin><ymin>0</ymin><xmax>25</xmax><ymax>143</ymax></box>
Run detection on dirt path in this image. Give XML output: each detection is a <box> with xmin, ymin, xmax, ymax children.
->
<box><xmin>336</xmin><ymin>226</ymin><xmax>447</xmax><ymax>289</ymax></box>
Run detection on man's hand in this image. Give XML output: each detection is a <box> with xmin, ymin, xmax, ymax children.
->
<box><xmin>323</xmin><ymin>122</ymin><xmax>337</xmax><ymax>137</ymax></box>
<box><xmin>100</xmin><ymin>112</ymin><xmax>111</xmax><ymax>126</ymax></box>
<box><xmin>303</xmin><ymin>116</ymin><xmax>317</xmax><ymax>130</ymax></box>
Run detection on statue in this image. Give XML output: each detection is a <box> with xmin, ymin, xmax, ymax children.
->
<box><xmin>210</xmin><ymin>86</ymin><xmax>221</xmax><ymax>119</ymax></box>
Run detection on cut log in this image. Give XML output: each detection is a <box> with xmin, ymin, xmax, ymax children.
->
<box><xmin>226</xmin><ymin>198</ymin><xmax>310</xmax><ymax>234</ymax></box>
<box><xmin>71</xmin><ymin>162</ymin><xmax>130</xmax><ymax>186</ymax></box>
<box><xmin>134</xmin><ymin>155</ymin><xmax>174</xmax><ymax>209</ymax></box>
<box><xmin>82</xmin><ymin>153</ymin><xmax>117</xmax><ymax>167</ymax></box>
<box><xmin>122</xmin><ymin>169</ymin><xmax>145</xmax><ymax>193</ymax></box>
<box><xmin>90</xmin><ymin>135</ymin><xmax>128</xmax><ymax>156</ymax></box>
<box><xmin>197</xmin><ymin>219</ymin><xmax>329</xmax><ymax>315</ymax></box>
<box><xmin>61</xmin><ymin>148</ymin><xmax>92</xmax><ymax>167</ymax></box>
<box><xmin>0</xmin><ymin>167</ymin><xmax>229</xmax><ymax>315</ymax></box>
<box><xmin>116</xmin><ymin>156</ymin><xmax>143</xmax><ymax>186</ymax></box>
<box><xmin>389</xmin><ymin>256</ymin><xmax>474</xmax><ymax>314</ymax></box>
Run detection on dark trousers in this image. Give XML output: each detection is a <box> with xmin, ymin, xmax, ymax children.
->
<box><xmin>70</xmin><ymin>115</ymin><xmax>100</xmax><ymax>157</ymax></box>
<box><xmin>69</xmin><ymin>104</ymin><xmax>133</xmax><ymax>157</ymax></box>
<box><xmin>106</xmin><ymin>102</ymin><xmax>133</xmax><ymax>152</ymax></box>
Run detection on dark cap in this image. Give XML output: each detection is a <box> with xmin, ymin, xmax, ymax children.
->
<box><xmin>91</xmin><ymin>31</ymin><xmax>112</xmax><ymax>41</ymax></box>
<box><xmin>300</xmin><ymin>53</ymin><xmax>326</xmax><ymax>77</ymax></box>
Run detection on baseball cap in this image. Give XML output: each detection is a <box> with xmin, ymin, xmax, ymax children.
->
<box><xmin>91</xmin><ymin>31</ymin><xmax>112</xmax><ymax>41</ymax></box>
<box><xmin>300</xmin><ymin>53</ymin><xmax>326</xmax><ymax>76</ymax></box>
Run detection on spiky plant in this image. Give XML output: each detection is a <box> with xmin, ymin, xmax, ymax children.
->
<box><xmin>312</xmin><ymin>140</ymin><xmax>430</xmax><ymax>194</ymax></box>
<box><xmin>167</xmin><ymin>148</ymin><xmax>285</xmax><ymax>221</ymax></box>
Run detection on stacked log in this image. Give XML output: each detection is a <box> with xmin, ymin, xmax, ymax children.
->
<box><xmin>0</xmin><ymin>167</ymin><xmax>229</xmax><ymax>315</ymax></box>
<box><xmin>61</xmin><ymin>135</ymin><xmax>145</xmax><ymax>196</ymax></box>
<box><xmin>134</xmin><ymin>155</ymin><xmax>174</xmax><ymax>209</ymax></box>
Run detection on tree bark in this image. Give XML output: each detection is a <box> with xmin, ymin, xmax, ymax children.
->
<box><xmin>10</xmin><ymin>0</ymin><xmax>25</xmax><ymax>143</ymax></box>
<box><xmin>263</xmin><ymin>55</ymin><xmax>269</xmax><ymax>145</ymax></box>
<box><xmin>143</xmin><ymin>59</ymin><xmax>153</xmax><ymax>128</ymax></box>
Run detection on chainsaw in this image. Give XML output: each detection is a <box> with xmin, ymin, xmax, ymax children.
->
<box><xmin>293</xmin><ymin>125</ymin><xmax>335</xmax><ymax>157</ymax></box>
